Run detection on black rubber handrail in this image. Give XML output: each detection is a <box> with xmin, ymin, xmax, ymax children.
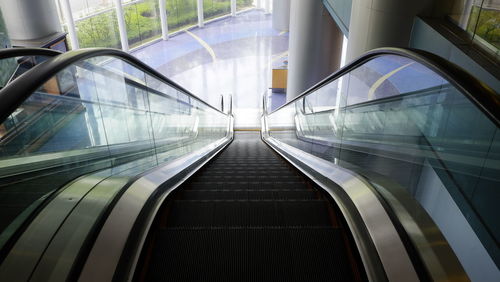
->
<box><xmin>0</xmin><ymin>47</ymin><xmax>61</xmax><ymax>60</ymax></box>
<box><xmin>268</xmin><ymin>47</ymin><xmax>499</xmax><ymax>127</ymax></box>
<box><xmin>0</xmin><ymin>48</ymin><xmax>225</xmax><ymax>123</ymax></box>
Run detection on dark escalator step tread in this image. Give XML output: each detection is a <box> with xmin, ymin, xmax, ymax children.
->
<box><xmin>206</xmin><ymin>164</ymin><xmax>286</xmax><ymax>168</ymax></box>
<box><xmin>180</xmin><ymin>190</ymin><xmax>318</xmax><ymax>200</ymax></box>
<box><xmin>214</xmin><ymin>155</ymin><xmax>278</xmax><ymax>158</ymax></box>
<box><xmin>218</xmin><ymin>159</ymin><xmax>279</xmax><ymax>161</ymax></box>
<box><xmin>211</xmin><ymin>160</ymin><xmax>283</xmax><ymax>164</ymax></box>
<box><xmin>202</xmin><ymin>169</ymin><xmax>290</xmax><ymax>174</ymax></box>
<box><xmin>215</xmin><ymin>156</ymin><xmax>278</xmax><ymax>159</ymax></box>
<box><xmin>208</xmin><ymin>163</ymin><xmax>284</xmax><ymax>167</ymax></box>
<box><xmin>204</xmin><ymin>168</ymin><xmax>288</xmax><ymax>172</ymax></box>
<box><xmin>201</xmin><ymin>167</ymin><xmax>290</xmax><ymax>171</ymax></box>
<box><xmin>196</xmin><ymin>171</ymin><xmax>296</xmax><ymax>177</ymax></box>
<box><xmin>186</xmin><ymin>182</ymin><xmax>308</xmax><ymax>190</ymax></box>
<box><xmin>166</xmin><ymin>200</ymin><xmax>332</xmax><ymax>227</ymax></box>
<box><xmin>208</xmin><ymin>160</ymin><xmax>284</xmax><ymax>163</ymax></box>
<box><xmin>203</xmin><ymin>167</ymin><xmax>289</xmax><ymax>172</ymax></box>
<box><xmin>210</xmin><ymin>159</ymin><xmax>283</xmax><ymax>162</ymax></box>
<box><xmin>193</xmin><ymin>175</ymin><xmax>303</xmax><ymax>182</ymax></box>
<box><xmin>146</xmin><ymin>227</ymin><xmax>355</xmax><ymax>282</ymax></box>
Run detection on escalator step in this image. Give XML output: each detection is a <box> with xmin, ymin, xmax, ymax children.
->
<box><xmin>206</xmin><ymin>165</ymin><xmax>286</xmax><ymax>170</ymax></box>
<box><xmin>203</xmin><ymin>168</ymin><xmax>288</xmax><ymax>173</ymax></box>
<box><xmin>186</xmin><ymin>182</ymin><xmax>308</xmax><ymax>190</ymax></box>
<box><xmin>139</xmin><ymin>132</ymin><xmax>365</xmax><ymax>281</ymax></box>
<box><xmin>210</xmin><ymin>161</ymin><xmax>283</xmax><ymax>165</ymax></box>
<box><xmin>146</xmin><ymin>227</ymin><xmax>354</xmax><ymax>282</ymax></box>
<box><xmin>166</xmin><ymin>200</ymin><xmax>332</xmax><ymax>227</ymax></box>
<box><xmin>196</xmin><ymin>170</ymin><xmax>296</xmax><ymax>177</ymax></box>
<box><xmin>193</xmin><ymin>175</ymin><xmax>303</xmax><ymax>182</ymax></box>
<box><xmin>181</xmin><ymin>190</ymin><xmax>318</xmax><ymax>200</ymax></box>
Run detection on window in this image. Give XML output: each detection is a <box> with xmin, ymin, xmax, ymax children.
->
<box><xmin>166</xmin><ymin>0</ymin><xmax>198</xmax><ymax>32</ymax></box>
<box><xmin>123</xmin><ymin>0</ymin><xmax>163</xmax><ymax>48</ymax></box>
<box><xmin>70</xmin><ymin>0</ymin><xmax>121</xmax><ymax>48</ymax></box>
<box><xmin>448</xmin><ymin>0</ymin><xmax>500</xmax><ymax>56</ymax></box>
<box><xmin>237</xmin><ymin>0</ymin><xmax>254</xmax><ymax>12</ymax></box>
<box><xmin>203</xmin><ymin>0</ymin><xmax>231</xmax><ymax>21</ymax></box>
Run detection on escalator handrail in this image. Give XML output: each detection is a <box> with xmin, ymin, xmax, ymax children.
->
<box><xmin>267</xmin><ymin>47</ymin><xmax>499</xmax><ymax>126</ymax></box>
<box><xmin>0</xmin><ymin>47</ymin><xmax>62</xmax><ymax>60</ymax></box>
<box><xmin>0</xmin><ymin>48</ymin><xmax>227</xmax><ymax>124</ymax></box>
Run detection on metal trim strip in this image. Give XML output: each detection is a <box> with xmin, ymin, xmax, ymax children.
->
<box><xmin>78</xmin><ymin>133</ymin><xmax>233</xmax><ymax>282</ymax></box>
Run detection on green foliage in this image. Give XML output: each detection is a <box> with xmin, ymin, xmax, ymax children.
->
<box><xmin>467</xmin><ymin>6</ymin><xmax>500</xmax><ymax>50</ymax></box>
<box><xmin>165</xmin><ymin>0</ymin><xmax>198</xmax><ymax>32</ymax></box>
<box><xmin>76</xmin><ymin>0</ymin><xmax>254</xmax><ymax>48</ymax></box>
<box><xmin>203</xmin><ymin>0</ymin><xmax>231</xmax><ymax>20</ymax></box>
<box><xmin>125</xmin><ymin>0</ymin><xmax>162</xmax><ymax>47</ymax></box>
<box><xmin>76</xmin><ymin>10</ymin><xmax>121</xmax><ymax>48</ymax></box>
<box><xmin>237</xmin><ymin>0</ymin><xmax>253</xmax><ymax>6</ymax></box>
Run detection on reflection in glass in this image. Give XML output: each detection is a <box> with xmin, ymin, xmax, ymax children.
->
<box><xmin>0</xmin><ymin>58</ymin><xmax>16</xmax><ymax>88</ymax></box>
<box><xmin>0</xmin><ymin>55</ymin><xmax>230</xmax><ymax>252</ymax></box>
<box><xmin>266</xmin><ymin>54</ymin><xmax>499</xmax><ymax>279</ymax></box>
<box><xmin>0</xmin><ymin>55</ymin><xmax>55</xmax><ymax>89</ymax></box>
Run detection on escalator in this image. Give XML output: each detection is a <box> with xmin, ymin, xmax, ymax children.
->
<box><xmin>136</xmin><ymin>131</ymin><xmax>365</xmax><ymax>281</ymax></box>
<box><xmin>0</xmin><ymin>47</ymin><xmax>497</xmax><ymax>281</ymax></box>
<box><xmin>0</xmin><ymin>48</ymin><xmax>233</xmax><ymax>281</ymax></box>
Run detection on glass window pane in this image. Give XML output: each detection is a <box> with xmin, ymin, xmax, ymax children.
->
<box><xmin>448</xmin><ymin>0</ymin><xmax>480</xmax><ymax>31</ymax></box>
<box><xmin>165</xmin><ymin>0</ymin><xmax>198</xmax><ymax>33</ymax></box>
<box><xmin>70</xmin><ymin>0</ymin><xmax>121</xmax><ymax>48</ymax></box>
<box><xmin>237</xmin><ymin>0</ymin><xmax>254</xmax><ymax>11</ymax></box>
<box><xmin>446</xmin><ymin>0</ymin><xmax>499</xmax><ymax>56</ymax></box>
<box><xmin>203</xmin><ymin>0</ymin><xmax>231</xmax><ymax>21</ymax></box>
<box><xmin>0</xmin><ymin>53</ymin><xmax>230</xmax><ymax>256</ymax></box>
<box><xmin>123</xmin><ymin>0</ymin><xmax>163</xmax><ymax>48</ymax></box>
<box><xmin>0</xmin><ymin>58</ymin><xmax>17</xmax><ymax>87</ymax></box>
<box><xmin>473</xmin><ymin>3</ymin><xmax>500</xmax><ymax>52</ymax></box>
<box><xmin>265</xmin><ymin>53</ymin><xmax>500</xmax><ymax>278</ymax></box>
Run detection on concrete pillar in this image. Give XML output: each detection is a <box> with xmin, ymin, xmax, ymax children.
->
<box><xmin>0</xmin><ymin>0</ymin><xmax>61</xmax><ymax>41</ymax></box>
<box><xmin>272</xmin><ymin>0</ymin><xmax>290</xmax><ymax>31</ymax></box>
<box><xmin>286</xmin><ymin>0</ymin><xmax>343</xmax><ymax>101</ymax></box>
<box><xmin>346</xmin><ymin>0</ymin><xmax>433</xmax><ymax>61</ymax></box>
